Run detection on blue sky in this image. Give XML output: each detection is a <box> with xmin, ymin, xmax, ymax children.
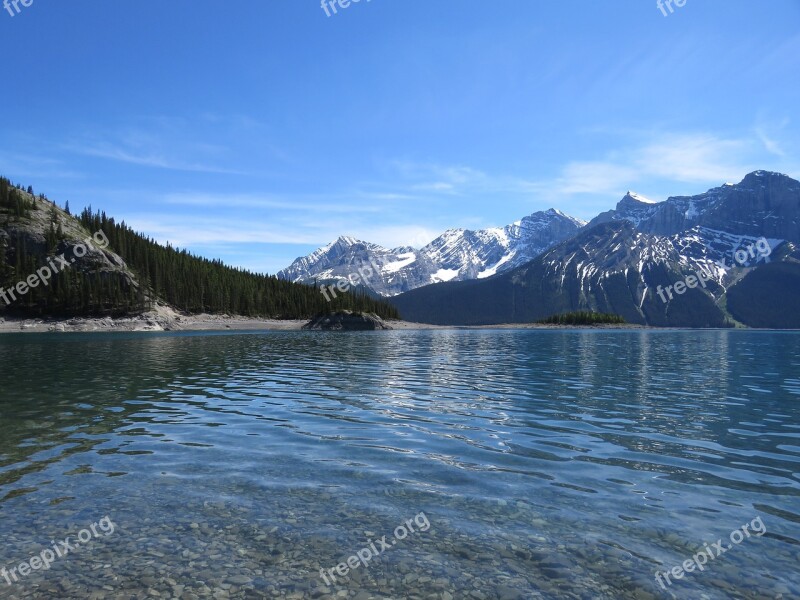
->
<box><xmin>1</xmin><ymin>0</ymin><xmax>798</xmax><ymax>273</ymax></box>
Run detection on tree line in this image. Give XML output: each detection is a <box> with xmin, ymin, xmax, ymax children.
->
<box><xmin>77</xmin><ymin>207</ymin><xmax>400</xmax><ymax>319</ymax></box>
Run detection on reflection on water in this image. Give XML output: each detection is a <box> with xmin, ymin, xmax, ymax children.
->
<box><xmin>0</xmin><ymin>330</ymin><xmax>799</xmax><ymax>599</ymax></box>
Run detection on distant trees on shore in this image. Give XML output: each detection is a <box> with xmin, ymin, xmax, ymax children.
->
<box><xmin>536</xmin><ymin>311</ymin><xmax>626</xmax><ymax>325</ymax></box>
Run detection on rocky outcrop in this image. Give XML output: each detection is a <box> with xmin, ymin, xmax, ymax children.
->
<box><xmin>302</xmin><ymin>311</ymin><xmax>393</xmax><ymax>331</ymax></box>
<box><xmin>0</xmin><ymin>186</ymin><xmax>143</xmax><ymax>316</ymax></box>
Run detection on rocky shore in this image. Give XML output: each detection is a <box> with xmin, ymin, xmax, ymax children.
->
<box><xmin>0</xmin><ymin>304</ymin><xmax>309</xmax><ymax>334</ymax></box>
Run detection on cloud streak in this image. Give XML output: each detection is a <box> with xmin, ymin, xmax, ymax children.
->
<box><xmin>534</xmin><ymin>129</ymin><xmax>790</xmax><ymax>205</ymax></box>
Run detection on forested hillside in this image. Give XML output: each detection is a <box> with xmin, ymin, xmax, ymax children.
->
<box><xmin>0</xmin><ymin>177</ymin><xmax>399</xmax><ymax>320</ymax></box>
<box><xmin>0</xmin><ymin>178</ymin><xmax>143</xmax><ymax>316</ymax></box>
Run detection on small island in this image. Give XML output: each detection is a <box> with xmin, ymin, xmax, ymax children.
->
<box><xmin>302</xmin><ymin>310</ymin><xmax>393</xmax><ymax>331</ymax></box>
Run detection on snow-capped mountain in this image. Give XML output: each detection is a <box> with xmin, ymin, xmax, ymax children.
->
<box><xmin>392</xmin><ymin>171</ymin><xmax>800</xmax><ymax>328</ymax></box>
<box><xmin>278</xmin><ymin>209</ymin><xmax>586</xmax><ymax>296</ymax></box>
<box><xmin>423</xmin><ymin>209</ymin><xmax>587</xmax><ymax>281</ymax></box>
<box><xmin>276</xmin><ymin>236</ymin><xmax>428</xmax><ymax>297</ymax></box>
<box><xmin>393</xmin><ymin>219</ymin><xmax>798</xmax><ymax>328</ymax></box>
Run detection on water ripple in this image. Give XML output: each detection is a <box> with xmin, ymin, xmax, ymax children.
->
<box><xmin>0</xmin><ymin>330</ymin><xmax>798</xmax><ymax>598</ymax></box>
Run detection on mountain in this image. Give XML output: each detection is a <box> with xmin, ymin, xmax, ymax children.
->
<box><xmin>0</xmin><ymin>177</ymin><xmax>399</xmax><ymax>320</ymax></box>
<box><xmin>278</xmin><ymin>209</ymin><xmax>586</xmax><ymax>296</ymax></box>
<box><xmin>589</xmin><ymin>171</ymin><xmax>800</xmax><ymax>242</ymax></box>
<box><xmin>277</xmin><ymin>236</ymin><xmax>433</xmax><ymax>297</ymax></box>
<box><xmin>391</xmin><ymin>172</ymin><xmax>800</xmax><ymax>328</ymax></box>
<box><xmin>726</xmin><ymin>248</ymin><xmax>800</xmax><ymax>328</ymax></box>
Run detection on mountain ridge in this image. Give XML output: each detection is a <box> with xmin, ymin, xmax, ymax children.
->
<box><xmin>281</xmin><ymin>171</ymin><xmax>800</xmax><ymax>326</ymax></box>
<box><xmin>278</xmin><ymin>208</ymin><xmax>586</xmax><ymax>296</ymax></box>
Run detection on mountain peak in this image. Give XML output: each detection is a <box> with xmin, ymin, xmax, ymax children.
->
<box><xmin>623</xmin><ymin>191</ymin><xmax>657</xmax><ymax>205</ymax></box>
<box><xmin>518</xmin><ymin>208</ymin><xmax>587</xmax><ymax>229</ymax></box>
<box><xmin>334</xmin><ymin>235</ymin><xmax>360</xmax><ymax>246</ymax></box>
<box><xmin>543</xmin><ymin>208</ymin><xmax>587</xmax><ymax>226</ymax></box>
<box><xmin>612</xmin><ymin>192</ymin><xmax>659</xmax><ymax>215</ymax></box>
<box><xmin>739</xmin><ymin>170</ymin><xmax>798</xmax><ymax>187</ymax></box>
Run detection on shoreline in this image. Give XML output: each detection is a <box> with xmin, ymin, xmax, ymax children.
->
<box><xmin>6</xmin><ymin>305</ymin><xmax>788</xmax><ymax>334</ymax></box>
<box><xmin>0</xmin><ymin>314</ymin><xmax>789</xmax><ymax>334</ymax></box>
<box><xmin>0</xmin><ymin>309</ymin><xmax>669</xmax><ymax>334</ymax></box>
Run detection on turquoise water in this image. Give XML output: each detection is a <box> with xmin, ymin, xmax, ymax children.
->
<box><xmin>0</xmin><ymin>330</ymin><xmax>798</xmax><ymax>599</ymax></box>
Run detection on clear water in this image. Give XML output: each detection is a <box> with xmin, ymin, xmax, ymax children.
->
<box><xmin>0</xmin><ymin>330</ymin><xmax>798</xmax><ymax>599</ymax></box>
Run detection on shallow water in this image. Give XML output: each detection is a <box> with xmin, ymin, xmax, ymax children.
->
<box><xmin>0</xmin><ymin>330</ymin><xmax>798</xmax><ymax>599</ymax></box>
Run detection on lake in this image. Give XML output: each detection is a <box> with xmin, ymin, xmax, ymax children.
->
<box><xmin>0</xmin><ymin>330</ymin><xmax>798</xmax><ymax>599</ymax></box>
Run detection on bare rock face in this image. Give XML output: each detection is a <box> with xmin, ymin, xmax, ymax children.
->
<box><xmin>302</xmin><ymin>311</ymin><xmax>392</xmax><ymax>331</ymax></box>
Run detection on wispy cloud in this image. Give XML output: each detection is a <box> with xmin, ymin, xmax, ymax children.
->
<box><xmin>554</xmin><ymin>162</ymin><xmax>639</xmax><ymax>195</ymax></box>
<box><xmin>0</xmin><ymin>153</ymin><xmax>84</xmax><ymax>181</ymax></box>
<box><xmin>161</xmin><ymin>192</ymin><xmax>388</xmax><ymax>213</ymax></box>
<box><xmin>67</xmin><ymin>141</ymin><xmax>248</xmax><ymax>174</ymax></box>
<box><xmin>124</xmin><ymin>215</ymin><xmax>442</xmax><ymax>252</ymax></box>
<box><xmin>375</xmin><ymin>133</ymin><xmax>764</xmax><ymax>211</ymax></box>
<box><xmin>533</xmin><ymin>129</ymin><xmax>787</xmax><ymax>205</ymax></box>
<box><xmin>635</xmin><ymin>133</ymin><xmax>754</xmax><ymax>182</ymax></box>
<box><xmin>753</xmin><ymin>115</ymin><xmax>791</xmax><ymax>159</ymax></box>
<box><xmin>124</xmin><ymin>216</ymin><xmax>321</xmax><ymax>247</ymax></box>
<box><xmin>61</xmin><ymin>114</ymin><xmax>285</xmax><ymax>175</ymax></box>
<box><xmin>390</xmin><ymin>161</ymin><xmax>488</xmax><ymax>195</ymax></box>
<box><xmin>755</xmin><ymin>128</ymin><xmax>785</xmax><ymax>158</ymax></box>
